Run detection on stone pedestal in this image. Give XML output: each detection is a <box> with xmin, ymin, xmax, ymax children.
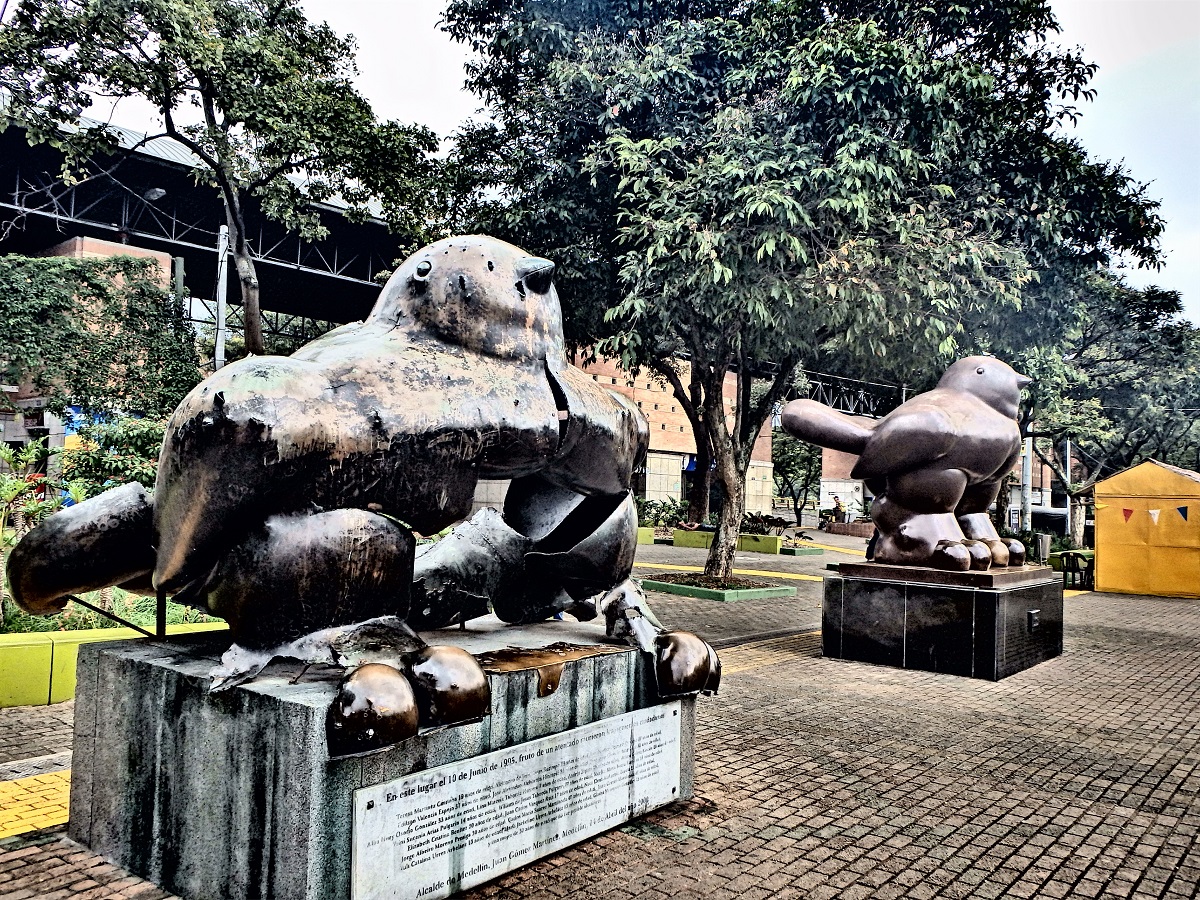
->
<box><xmin>69</xmin><ymin>618</ymin><xmax>694</xmax><ymax>900</ymax></box>
<box><xmin>823</xmin><ymin>565</ymin><xmax>1062</xmax><ymax>680</ymax></box>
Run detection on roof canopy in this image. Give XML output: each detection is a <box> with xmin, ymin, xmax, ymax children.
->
<box><xmin>1095</xmin><ymin>460</ymin><xmax>1200</xmax><ymax>500</ymax></box>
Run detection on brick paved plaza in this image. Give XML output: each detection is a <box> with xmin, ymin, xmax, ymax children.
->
<box><xmin>0</xmin><ymin>540</ymin><xmax>1196</xmax><ymax>899</ymax></box>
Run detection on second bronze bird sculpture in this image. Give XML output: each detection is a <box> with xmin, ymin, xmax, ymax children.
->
<box><xmin>782</xmin><ymin>356</ymin><xmax>1030</xmax><ymax>571</ymax></box>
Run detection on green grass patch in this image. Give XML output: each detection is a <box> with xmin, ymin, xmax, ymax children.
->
<box><xmin>3</xmin><ymin>587</ymin><xmax>220</xmax><ymax>634</ymax></box>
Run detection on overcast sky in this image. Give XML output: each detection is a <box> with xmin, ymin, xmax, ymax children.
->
<box><xmin>296</xmin><ymin>0</ymin><xmax>1200</xmax><ymax>324</ymax></box>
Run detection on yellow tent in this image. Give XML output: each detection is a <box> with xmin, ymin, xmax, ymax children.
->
<box><xmin>1094</xmin><ymin>460</ymin><xmax>1200</xmax><ymax>598</ymax></box>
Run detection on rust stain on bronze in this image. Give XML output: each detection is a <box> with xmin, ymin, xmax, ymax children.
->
<box><xmin>475</xmin><ymin>642</ymin><xmax>627</xmax><ymax>696</ymax></box>
<box><xmin>536</xmin><ymin>663</ymin><xmax>564</xmax><ymax>696</ymax></box>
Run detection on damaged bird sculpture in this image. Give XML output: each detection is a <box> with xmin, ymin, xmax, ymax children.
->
<box><xmin>781</xmin><ymin>356</ymin><xmax>1030</xmax><ymax>571</ymax></box>
<box><xmin>7</xmin><ymin>235</ymin><xmax>719</xmax><ymax>757</ymax></box>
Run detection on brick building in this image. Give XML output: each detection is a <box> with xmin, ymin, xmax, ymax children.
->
<box><xmin>576</xmin><ymin>357</ymin><xmax>774</xmax><ymax>514</ymax></box>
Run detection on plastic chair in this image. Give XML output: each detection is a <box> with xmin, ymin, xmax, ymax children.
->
<box><xmin>1061</xmin><ymin>551</ymin><xmax>1093</xmax><ymax>589</ymax></box>
<box><xmin>1081</xmin><ymin>555</ymin><xmax>1095</xmax><ymax>590</ymax></box>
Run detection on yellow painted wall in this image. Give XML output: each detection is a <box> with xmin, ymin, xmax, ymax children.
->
<box><xmin>1094</xmin><ymin>461</ymin><xmax>1200</xmax><ymax>598</ymax></box>
<box><xmin>0</xmin><ymin>622</ymin><xmax>229</xmax><ymax>708</ymax></box>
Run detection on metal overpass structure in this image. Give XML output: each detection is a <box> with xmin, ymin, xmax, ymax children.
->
<box><xmin>0</xmin><ymin>122</ymin><xmax>400</xmax><ymax>329</ymax></box>
<box><xmin>800</xmin><ymin>370</ymin><xmax>905</xmax><ymax>419</ymax></box>
<box><xmin>2</xmin><ymin>121</ymin><xmax>910</xmax><ymax>417</ymax></box>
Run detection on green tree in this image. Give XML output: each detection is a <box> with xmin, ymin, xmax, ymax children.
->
<box><xmin>0</xmin><ymin>439</ymin><xmax>71</xmax><ymax>621</ymax></box>
<box><xmin>61</xmin><ymin>416</ymin><xmax>166</xmax><ymax>496</ymax></box>
<box><xmin>773</xmin><ymin>431</ymin><xmax>822</xmax><ymax>524</ymax></box>
<box><xmin>447</xmin><ymin>1</ymin><xmax>1163</xmax><ymax>576</ymax></box>
<box><xmin>0</xmin><ymin>0</ymin><xmax>439</xmax><ymax>354</ymax></box>
<box><xmin>0</xmin><ymin>254</ymin><xmax>199</xmax><ymax>419</ymax></box>
<box><xmin>1023</xmin><ymin>276</ymin><xmax>1200</xmax><ymax>546</ymax></box>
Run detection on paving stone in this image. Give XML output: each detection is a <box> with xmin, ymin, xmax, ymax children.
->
<box><xmin>0</xmin><ymin>703</ymin><xmax>74</xmax><ymax>766</ymax></box>
<box><xmin>0</xmin><ymin>587</ymin><xmax>1198</xmax><ymax>898</ymax></box>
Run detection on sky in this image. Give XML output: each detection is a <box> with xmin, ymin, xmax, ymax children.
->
<box><xmin>296</xmin><ymin>0</ymin><xmax>1200</xmax><ymax>324</ymax></box>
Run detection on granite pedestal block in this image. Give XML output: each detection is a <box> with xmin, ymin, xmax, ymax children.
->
<box><xmin>69</xmin><ymin>618</ymin><xmax>694</xmax><ymax>900</ymax></box>
<box><xmin>823</xmin><ymin>567</ymin><xmax>1062</xmax><ymax>680</ymax></box>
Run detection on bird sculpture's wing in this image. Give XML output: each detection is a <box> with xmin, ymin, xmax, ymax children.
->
<box><xmin>780</xmin><ymin>400</ymin><xmax>876</xmax><ymax>455</ymax></box>
<box><xmin>850</xmin><ymin>406</ymin><xmax>956</xmax><ymax>480</ymax></box>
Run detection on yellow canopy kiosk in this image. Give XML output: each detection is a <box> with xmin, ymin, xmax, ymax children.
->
<box><xmin>1094</xmin><ymin>460</ymin><xmax>1200</xmax><ymax>598</ymax></box>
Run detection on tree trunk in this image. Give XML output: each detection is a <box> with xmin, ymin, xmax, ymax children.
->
<box><xmin>223</xmin><ymin>195</ymin><xmax>264</xmax><ymax>356</ymax></box>
<box><xmin>705</xmin><ymin>450</ymin><xmax>745</xmax><ymax>578</ymax></box>
<box><xmin>653</xmin><ymin>359</ymin><xmax>712</xmax><ymax>524</ymax></box>
<box><xmin>1069</xmin><ymin>494</ymin><xmax>1088</xmax><ymax>547</ymax></box>
<box><xmin>994</xmin><ymin>472</ymin><xmax>1015</xmax><ymax>532</ymax></box>
<box><xmin>233</xmin><ymin>241</ymin><xmax>264</xmax><ymax>355</ymax></box>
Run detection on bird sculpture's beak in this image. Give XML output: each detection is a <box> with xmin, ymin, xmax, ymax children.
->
<box><xmin>1016</xmin><ymin>373</ymin><xmax>1032</xmax><ymax>389</ymax></box>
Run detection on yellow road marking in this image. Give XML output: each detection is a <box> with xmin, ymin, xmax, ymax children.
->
<box><xmin>719</xmin><ymin>631</ymin><xmax>821</xmax><ymax>674</ymax></box>
<box><xmin>799</xmin><ymin>541</ymin><xmax>867</xmax><ymax>557</ymax></box>
<box><xmin>634</xmin><ymin>562</ymin><xmax>823</xmax><ymax>582</ymax></box>
<box><xmin>1064</xmin><ymin>589</ymin><xmax>1092</xmax><ymax>598</ymax></box>
<box><xmin>0</xmin><ymin>770</ymin><xmax>70</xmax><ymax>838</ymax></box>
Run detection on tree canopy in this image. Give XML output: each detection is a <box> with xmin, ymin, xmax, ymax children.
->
<box><xmin>445</xmin><ymin>0</ymin><xmax>1166</xmax><ymax>575</ymax></box>
<box><xmin>1020</xmin><ymin>275</ymin><xmax>1200</xmax><ymax>542</ymax></box>
<box><xmin>0</xmin><ymin>254</ymin><xmax>199</xmax><ymax>420</ymax></box>
<box><xmin>0</xmin><ymin>0</ymin><xmax>440</xmax><ymax>354</ymax></box>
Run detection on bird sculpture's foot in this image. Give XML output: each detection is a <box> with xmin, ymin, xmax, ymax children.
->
<box><xmin>962</xmin><ymin>540</ymin><xmax>993</xmax><ymax>571</ymax></box>
<box><xmin>929</xmin><ymin>540</ymin><xmax>973</xmax><ymax>571</ymax></box>
<box><xmin>602</xmin><ymin>579</ymin><xmax>721</xmax><ymax>696</ymax></box>
<box><xmin>956</xmin><ymin>513</ymin><xmax>1026</xmax><ymax>567</ymax></box>
<box><xmin>327</xmin><ymin>645</ymin><xmax>491</xmax><ymax>758</ymax></box>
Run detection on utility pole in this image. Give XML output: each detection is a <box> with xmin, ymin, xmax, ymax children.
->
<box><xmin>1064</xmin><ymin>437</ymin><xmax>1072</xmax><ymax>539</ymax></box>
<box><xmin>215</xmin><ymin>225</ymin><xmax>230</xmax><ymax>370</ymax></box>
<box><xmin>1020</xmin><ymin>437</ymin><xmax>1033</xmax><ymax>532</ymax></box>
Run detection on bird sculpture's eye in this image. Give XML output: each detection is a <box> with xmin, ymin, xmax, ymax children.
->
<box><xmin>414</xmin><ymin>260</ymin><xmax>432</xmax><ymax>281</ymax></box>
<box><xmin>976</xmin><ymin>367</ymin><xmax>985</xmax><ymax>375</ymax></box>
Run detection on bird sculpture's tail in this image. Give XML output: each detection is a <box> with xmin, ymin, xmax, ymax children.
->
<box><xmin>5</xmin><ymin>482</ymin><xmax>156</xmax><ymax>616</ymax></box>
<box><xmin>780</xmin><ymin>399</ymin><xmax>876</xmax><ymax>454</ymax></box>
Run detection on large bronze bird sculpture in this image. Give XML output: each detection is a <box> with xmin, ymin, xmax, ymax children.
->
<box><xmin>7</xmin><ymin>235</ymin><xmax>720</xmax><ymax>756</ymax></box>
<box><xmin>781</xmin><ymin>356</ymin><xmax>1029</xmax><ymax>571</ymax></box>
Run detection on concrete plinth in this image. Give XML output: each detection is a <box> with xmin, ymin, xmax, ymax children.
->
<box><xmin>69</xmin><ymin>618</ymin><xmax>694</xmax><ymax>900</ymax></box>
<box><xmin>823</xmin><ymin>572</ymin><xmax>1063</xmax><ymax>680</ymax></box>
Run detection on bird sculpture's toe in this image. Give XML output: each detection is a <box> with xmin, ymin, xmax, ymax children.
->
<box><xmin>1003</xmin><ymin>538</ymin><xmax>1027</xmax><ymax>567</ymax></box>
<box><xmin>654</xmin><ymin>631</ymin><xmax>722</xmax><ymax>696</ymax></box>
<box><xmin>930</xmin><ymin>540</ymin><xmax>973</xmax><ymax>572</ymax></box>
<box><xmin>326</xmin><ymin>663</ymin><xmax>420</xmax><ymax>757</ymax></box>
<box><xmin>407</xmin><ymin>646</ymin><xmax>491</xmax><ymax>728</ymax></box>
<box><xmin>963</xmin><ymin>540</ymin><xmax>993</xmax><ymax>571</ymax></box>
<box><xmin>977</xmin><ymin>539</ymin><xmax>1010</xmax><ymax>567</ymax></box>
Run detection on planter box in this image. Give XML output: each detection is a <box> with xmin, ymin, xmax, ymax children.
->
<box><xmin>640</xmin><ymin>579</ymin><xmax>795</xmax><ymax>602</ymax></box>
<box><xmin>0</xmin><ymin>633</ymin><xmax>53</xmax><ymax>707</ymax></box>
<box><xmin>672</xmin><ymin>528</ymin><xmax>715</xmax><ymax>549</ymax></box>
<box><xmin>636</xmin><ymin>526</ymin><xmax>655</xmax><ymax>545</ymax></box>
<box><xmin>671</xmin><ymin>530</ymin><xmax>784</xmax><ymax>553</ymax></box>
<box><xmin>826</xmin><ymin>522</ymin><xmax>875</xmax><ymax>538</ymax></box>
<box><xmin>0</xmin><ymin>622</ymin><xmax>228</xmax><ymax>708</ymax></box>
<box><xmin>736</xmin><ymin>534</ymin><xmax>782</xmax><ymax>554</ymax></box>
<box><xmin>781</xmin><ymin>546</ymin><xmax>823</xmax><ymax>556</ymax></box>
